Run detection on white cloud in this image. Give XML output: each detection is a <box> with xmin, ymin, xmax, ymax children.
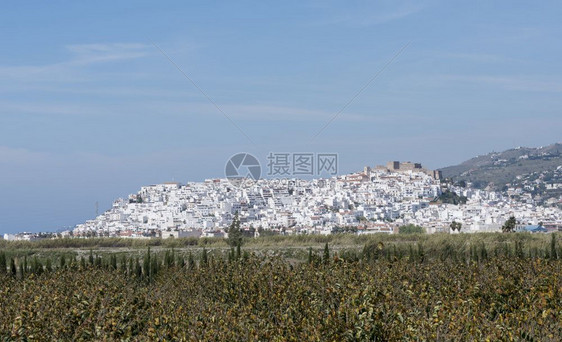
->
<box><xmin>366</xmin><ymin>4</ymin><xmax>425</xmax><ymax>25</ymax></box>
<box><xmin>223</xmin><ymin>104</ymin><xmax>421</xmax><ymax>125</ymax></box>
<box><xmin>65</xmin><ymin>43</ymin><xmax>151</xmax><ymax>65</ymax></box>
<box><xmin>0</xmin><ymin>42</ymin><xmax>151</xmax><ymax>82</ymax></box>
<box><xmin>316</xmin><ymin>2</ymin><xmax>426</xmax><ymax>27</ymax></box>
<box><xmin>0</xmin><ymin>99</ymin><xmax>418</xmax><ymax>124</ymax></box>
<box><xmin>438</xmin><ymin>74</ymin><xmax>562</xmax><ymax>93</ymax></box>
<box><xmin>0</xmin><ymin>146</ymin><xmax>50</xmax><ymax>165</ymax></box>
<box><xmin>438</xmin><ymin>52</ymin><xmax>510</xmax><ymax>63</ymax></box>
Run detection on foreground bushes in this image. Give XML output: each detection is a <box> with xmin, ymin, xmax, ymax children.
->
<box><xmin>1</xmin><ymin>250</ymin><xmax>561</xmax><ymax>340</ymax></box>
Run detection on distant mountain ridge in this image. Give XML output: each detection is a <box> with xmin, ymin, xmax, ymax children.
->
<box><xmin>439</xmin><ymin>143</ymin><xmax>562</xmax><ymax>191</ymax></box>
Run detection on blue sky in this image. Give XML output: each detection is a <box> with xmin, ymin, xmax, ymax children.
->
<box><xmin>1</xmin><ymin>1</ymin><xmax>562</xmax><ymax>233</ymax></box>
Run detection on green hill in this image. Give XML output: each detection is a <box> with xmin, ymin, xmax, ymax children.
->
<box><xmin>439</xmin><ymin>143</ymin><xmax>562</xmax><ymax>191</ymax></box>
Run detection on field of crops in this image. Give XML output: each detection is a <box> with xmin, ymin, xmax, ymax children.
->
<box><xmin>1</xmin><ymin>234</ymin><xmax>562</xmax><ymax>340</ymax></box>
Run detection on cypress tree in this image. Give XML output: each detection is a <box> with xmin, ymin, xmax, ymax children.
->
<box><xmin>144</xmin><ymin>247</ymin><xmax>151</xmax><ymax>279</ymax></box>
<box><xmin>30</xmin><ymin>257</ymin><xmax>36</xmax><ymax>274</ymax></box>
<box><xmin>32</xmin><ymin>256</ymin><xmax>41</xmax><ymax>275</ymax></box>
<box><xmin>228</xmin><ymin>248</ymin><xmax>235</xmax><ymax>263</ymax></box>
<box><xmin>0</xmin><ymin>252</ymin><xmax>6</xmax><ymax>274</ymax></box>
<box><xmin>188</xmin><ymin>252</ymin><xmax>195</xmax><ymax>270</ymax></box>
<box><xmin>323</xmin><ymin>243</ymin><xmax>330</xmax><ymax>264</ymax></box>
<box><xmin>515</xmin><ymin>241</ymin><xmax>524</xmax><ymax>259</ymax></box>
<box><xmin>119</xmin><ymin>255</ymin><xmax>126</xmax><ymax>272</ymax></box>
<box><xmin>10</xmin><ymin>258</ymin><xmax>16</xmax><ymax>277</ymax></box>
<box><xmin>480</xmin><ymin>243</ymin><xmax>488</xmax><ymax>261</ymax></box>
<box><xmin>177</xmin><ymin>254</ymin><xmax>185</xmax><ymax>268</ymax></box>
<box><xmin>128</xmin><ymin>257</ymin><xmax>134</xmax><ymax>277</ymax></box>
<box><xmin>165</xmin><ymin>249</ymin><xmax>174</xmax><ymax>268</ymax></box>
<box><xmin>135</xmin><ymin>257</ymin><xmax>142</xmax><ymax>278</ymax></box>
<box><xmin>550</xmin><ymin>234</ymin><xmax>557</xmax><ymax>260</ymax></box>
<box><xmin>201</xmin><ymin>248</ymin><xmax>208</xmax><ymax>266</ymax></box>
<box><xmin>417</xmin><ymin>243</ymin><xmax>425</xmax><ymax>263</ymax></box>
<box><xmin>163</xmin><ymin>250</ymin><xmax>169</xmax><ymax>268</ymax></box>
<box><xmin>227</xmin><ymin>212</ymin><xmax>243</xmax><ymax>247</ymax></box>
<box><xmin>111</xmin><ymin>254</ymin><xmax>117</xmax><ymax>270</ymax></box>
<box><xmin>36</xmin><ymin>257</ymin><xmax>43</xmax><ymax>275</ymax></box>
<box><xmin>150</xmin><ymin>256</ymin><xmax>158</xmax><ymax>281</ymax></box>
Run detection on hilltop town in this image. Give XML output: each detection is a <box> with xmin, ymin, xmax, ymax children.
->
<box><xmin>42</xmin><ymin>160</ymin><xmax>560</xmax><ymax>240</ymax></box>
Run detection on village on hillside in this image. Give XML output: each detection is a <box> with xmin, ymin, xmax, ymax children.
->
<box><xmin>5</xmin><ymin>161</ymin><xmax>562</xmax><ymax>241</ymax></box>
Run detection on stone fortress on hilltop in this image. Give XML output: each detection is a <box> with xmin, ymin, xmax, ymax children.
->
<box><xmin>365</xmin><ymin>161</ymin><xmax>443</xmax><ymax>180</ymax></box>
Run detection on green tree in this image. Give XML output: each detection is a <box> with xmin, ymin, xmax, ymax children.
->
<box><xmin>128</xmin><ymin>257</ymin><xmax>134</xmax><ymax>276</ymax></box>
<box><xmin>226</xmin><ymin>212</ymin><xmax>243</xmax><ymax>247</ymax></box>
<box><xmin>0</xmin><ymin>252</ymin><xmax>5</xmax><ymax>274</ymax></box>
<box><xmin>200</xmin><ymin>248</ymin><xmax>208</xmax><ymax>266</ymax></box>
<box><xmin>450</xmin><ymin>221</ymin><xmax>462</xmax><ymax>232</ymax></box>
<box><xmin>143</xmin><ymin>247</ymin><xmax>151</xmax><ymax>280</ymax></box>
<box><xmin>236</xmin><ymin>243</ymin><xmax>241</xmax><ymax>260</ymax></box>
<box><xmin>228</xmin><ymin>247</ymin><xmax>235</xmax><ymax>263</ymax></box>
<box><xmin>502</xmin><ymin>216</ymin><xmax>517</xmax><ymax>233</ymax></box>
<box><xmin>456</xmin><ymin>180</ymin><xmax>467</xmax><ymax>188</ymax></box>
<box><xmin>437</xmin><ymin>190</ymin><xmax>467</xmax><ymax>205</ymax></box>
<box><xmin>177</xmin><ymin>254</ymin><xmax>185</xmax><ymax>268</ymax></box>
<box><xmin>188</xmin><ymin>252</ymin><xmax>195</xmax><ymax>270</ymax></box>
<box><xmin>10</xmin><ymin>258</ymin><xmax>16</xmax><ymax>277</ymax></box>
<box><xmin>399</xmin><ymin>224</ymin><xmax>425</xmax><ymax>234</ymax></box>
<box><xmin>135</xmin><ymin>257</ymin><xmax>142</xmax><ymax>278</ymax></box>
<box><xmin>550</xmin><ymin>233</ymin><xmax>557</xmax><ymax>260</ymax></box>
<box><xmin>356</xmin><ymin>216</ymin><xmax>367</xmax><ymax>223</ymax></box>
<box><xmin>150</xmin><ymin>256</ymin><xmax>159</xmax><ymax>280</ymax></box>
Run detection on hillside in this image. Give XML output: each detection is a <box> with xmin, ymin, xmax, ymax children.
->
<box><xmin>440</xmin><ymin>143</ymin><xmax>562</xmax><ymax>200</ymax></box>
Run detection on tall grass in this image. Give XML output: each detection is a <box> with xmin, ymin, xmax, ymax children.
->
<box><xmin>0</xmin><ymin>236</ymin><xmax>227</xmax><ymax>250</ymax></box>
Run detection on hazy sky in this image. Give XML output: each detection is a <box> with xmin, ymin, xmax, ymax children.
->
<box><xmin>2</xmin><ymin>1</ymin><xmax>562</xmax><ymax>233</ymax></box>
